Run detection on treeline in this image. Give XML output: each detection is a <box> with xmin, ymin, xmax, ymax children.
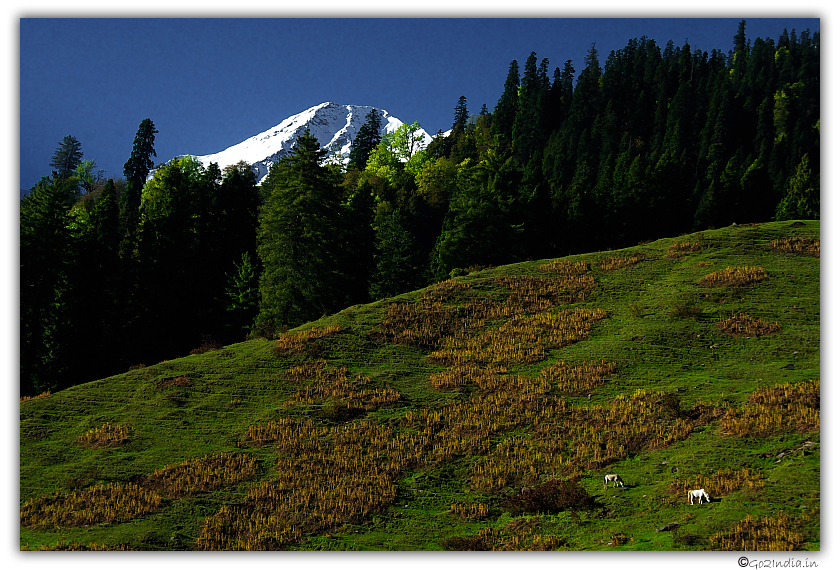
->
<box><xmin>20</xmin><ymin>22</ymin><xmax>819</xmax><ymax>395</ymax></box>
<box><xmin>21</xmin><ymin>122</ymin><xmax>262</xmax><ymax>395</ymax></box>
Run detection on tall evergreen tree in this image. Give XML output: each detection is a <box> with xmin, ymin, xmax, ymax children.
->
<box><xmin>369</xmin><ymin>208</ymin><xmax>418</xmax><ymax>299</ymax></box>
<box><xmin>493</xmin><ymin>59</ymin><xmax>521</xmax><ymax>145</ymax></box>
<box><xmin>50</xmin><ymin>135</ymin><xmax>84</xmax><ymax>181</ymax></box>
<box><xmin>348</xmin><ymin>108</ymin><xmax>383</xmax><ymax>170</ymax></box>
<box><xmin>256</xmin><ymin>129</ymin><xmax>347</xmax><ymax>335</ymax></box>
<box><xmin>20</xmin><ymin>177</ymin><xmax>77</xmax><ymax>395</ymax></box>
<box><xmin>776</xmin><ymin>153</ymin><xmax>819</xmax><ymax>220</ymax></box>
<box><xmin>122</xmin><ymin>118</ymin><xmax>158</xmax><ymax>210</ymax></box>
<box><xmin>224</xmin><ymin>251</ymin><xmax>261</xmax><ymax>336</ymax></box>
<box><xmin>453</xmin><ymin>95</ymin><xmax>469</xmax><ymax>130</ymax></box>
<box><xmin>512</xmin><ymin>52</ymin><xmax>545</xmax><ymax>162</ymax></box>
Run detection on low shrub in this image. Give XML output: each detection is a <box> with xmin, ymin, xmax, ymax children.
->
<box><xmin>190</xmin><ymin>335</ymin><xmax>222</xmax><ymax>355</ymax></box>
<box><xmin>502</xmin><ymin>478</ymin><xmax>594</xmax><ymax>515</ymax></box>
<box><xmin>671</xmin><ymin>302</ymin><xmax>703</xmax><ymax>319</ymax></box>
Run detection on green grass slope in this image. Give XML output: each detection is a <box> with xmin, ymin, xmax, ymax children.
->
<box><xmin>20</xmin><ymin>220</ymin><xmax>820</xmax><ymax>551</ymax></box>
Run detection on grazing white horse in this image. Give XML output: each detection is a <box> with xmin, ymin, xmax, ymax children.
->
<box><xmin>688</xmin><ymin>489</ymin><xmax>711</xmax><ymax>505</ymax></box>
<box><xmin>604</xmin><ymin>474</ymin><xmax>625</xmax><ymax>489</ymax></box>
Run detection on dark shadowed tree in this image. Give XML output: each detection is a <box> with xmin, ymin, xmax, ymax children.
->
<box><xmin>255</xmin><ymin>129</ymin><xmax>347</xmax><ymax>336</ymax></box>
<box><xmin>122</xmin><ymin>118</ymin><xmax>158</xmax><ymax>210</ymax></box>
<box><xmin>369</xmin><ymin>208</ymin><xmax>419</xmax><ymax>300</ymax></box>
<box><xmin>348</xmin><ymin>108</ymin><xmax>383</xmax><ymax>171</ymax></box>
<box><xmin>50</xmin><ymin>135</ymin><xmax>84</xmax><ymax>181</ymax></box>
<box><xmin>453</xmin><ymin>95</ymin><xmax>469</xmax><ymax>130</ymax></box>
<box><xmin>20</xmin><ymin>177</ymin><xmax>77</xmax><ymax>395</ymax></box>
<box><xmin>493</xmin><ymin>59</ymin><xmax>521</xmax><ymax>145</ymax></box>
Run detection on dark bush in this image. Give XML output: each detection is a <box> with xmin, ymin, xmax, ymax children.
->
<box><xmin>609</xmin><ymin>531</ymin><xmax>629</xmax><ymax>546</ymax></box>
<box><xmin>440</xmin><ymin>528</ymin><xmax>497</xmax><ymax>551</ymax></box>
<box><xmin>189</xmin><ymin>335</ymin><xmax>222</xmax><ymax>355</ymax></box>
<box><xmin>671</xmin><ymin>302</ymin><xmax>703</xmax><ymax>319</ymax></box>
<box><xmin>502</xmin><ymin>478</ymin><xmax>594</xmax><ymax>515</ymax></box>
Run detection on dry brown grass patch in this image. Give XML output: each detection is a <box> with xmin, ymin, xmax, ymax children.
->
<box><xmin>699</xmin><ymin>266</ymin><xmax>769</xmax><ymax>288</ymax></box>
<box><xmin>539</xmin><ymin>360</ymin><xmax>618</xmax><ymax>395</ymax></box>
<box><xmin>666</xmin><ymin>240</ymin><xmax>703</xmax><ymax>259</ymax></box>
<box><xmin>76</xmin><ymin>423</ymin><xmax>131</xmax><ymax>447</ymax></box>
<box><xmin>770</xmin><ymin>236</ymin><xmax>820</xmax><ymax>258</ymax></box>
<box><xmin>282</xmin><ymin>361</ymin><xmax>402</xmax><ymax>413</ymax></box>
<box><xmin>709</xmin><ymin>513</ymin><xmax>805</xmax><ymax>551</ymax></box>
<box><xmin>599</xmin><ymin>252</ymin><xmax>645</xmax><ymax>271</ymax></box>
<box><xmin>144</xmin><ymin>452</ymin><xmax>261</xmax><ymax>498</ymax></box>
<box><xmin>23</xmin><ymin>541</ymin><xmax>130</xmax><ymax>551</ymax></box>
<box><xmin>20</xmin><ymin>391</ymin><xmax>51</xmax><ymax>404</ymax></box>
<box><xmin>275</xmin><ymin>324</ymin><xmax>343</xmax><ymax>355</ymax></box>
<box><xmin>441</xmin><ymin>524</ymin><xmax>565</xmax><ymax>551</ymax></box>
<box><xmin>156</xmin><ymin>375</ymin><xmax>191</xmax><ymax>389</ymax></box>
<box><xmin>20</xmin><ymin>482</ymin><xmax>164</xmax><ymax>529</ymax></box>
<box><xmin>668</xmin><ymin>468</ymin><xmax>765</xmax><ymax>503</ymax></box>
<box><xmin>720</xmin><ymin>379</ymin><xmax>820</xmax><ymax>437</ymax></box>
<box><xmin>449</xmin><ymin>502</ymin><xmax>490</xmax><ymax>520</ymax></box>
<box><xmin>717</xmin><ymin>313</ymin><xmax>781</xmax><ymax>337</ymax></box>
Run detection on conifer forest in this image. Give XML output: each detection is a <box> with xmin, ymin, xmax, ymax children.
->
<box><xmin>20</xmin><ymin>22</ymin><xmax>819</xmax><ymax>396</ymax></box>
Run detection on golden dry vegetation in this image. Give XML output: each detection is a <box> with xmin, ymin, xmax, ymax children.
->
<box><xmin>716</xmin><ymin>313</ymin><xmax>782</xmax><ymax>337</ymax></box>
<box><xmin>76</xmin><ymin>422</ymin><xmax>131</xmax><ymax>447</ymax></box>
<box><xmin>22</xmin><ymin>541</ymin><xmax>130</xmax><ymax>551</ymax></box>
<box><xmin>275</xmin><ymin>324</ymin><xmax>344</xmax><ymax>354</ymax></box>
<box><xmin>698</xmin><ymin>266</ymin><xmax>770</xmax><ymax>288</ymax></box>
<box><xmin>449</xmin><ymin>501</ymin><xmax>490</xmax><ymax>520</ymax></box>
<box><xmin>21</xmin><ymin>453</ymin><xmax>261</xmax><ymax>530</ymax></box>
<box><xmin>20</xmin><ymin>391</ymin><xmax>51</xmax><ymax>404</ymax></box>
<box><xmin>667</xmin><ymin>468</ymin><xmax>765</xmax><ymax>504</ymax></box>
<box><xmin>709</xmin><ymin>513</ymin><xmax>806</xmax><ymax>550</ymax></box>
<box><xmin>282</xmin><ymin>359</ymin><xmax>402</xmax><ymax>412</ymax></box>
<box><xmin>598</xmin><ymin>253</ymin><xmax>645</xmax><ymax>271</ymax></box>
<box><xmin>20</xmin><ymin>482</ymin><xmax>164</xmax><ymax>529</ymax></box>
<box><xmin>720</xmin><ymin>379</ymin><xmax>820</xmax><ymax>437</ymax></box>
<box><xmin>666</xmin><ymin>239</ymin><xmax>703</xmax><ymax>259</ymax></box>
<box><xmin>770</xmin><ymin>236</ymin><xmax>820</xmax><ymax>258</ymax></box>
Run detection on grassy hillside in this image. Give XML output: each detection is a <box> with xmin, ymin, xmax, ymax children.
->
<box><xmin>20</xmin><ymin>220</ymin><xmax>820</xmax><ymax>551</ymax></box>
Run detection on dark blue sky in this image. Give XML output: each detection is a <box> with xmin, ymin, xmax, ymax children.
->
<box><xmin>19</xmin><ymin>16</ymin><xmax>820</xmax><ymax>191</ymax></box>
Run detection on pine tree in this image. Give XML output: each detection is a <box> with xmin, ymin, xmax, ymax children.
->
<box><xmin>493</xmin><ymin>59</ymin><xmax>521</xmax><ymax>145</ymax></box>
<box><xmin>512</xmin><ymin>52</ymin><xmax>545</xmax><ymax>162</ymax></box>
<box><xmin>50</xmin><ymin>135</ymin><xmax>84</xmax><ymax>180</ymax></box>
<box><xmin>776</xmin><ymin>153</ymin><xmax>819</xmax><ymax>220</ymax></box>
<box><xmin>369</xmin><ymin>208</ymin><xmax>418</xmax><ymax>299</ymax></box>
<box><xmin>131</xmin><ymin>156</ymin><xmax>204</xmax><ymax>358</ymax></box>
<box><xmin>255</xmin><ymin>129</ymin><xmax>346</xmax><ymax>335</ymax></box>
<box><xmin>20</xmin><ymin>177</ymin><xmax>77</xmax><ymax>394</ymax></box>
<box><xmin>453</xmin><ymin>95</ymin><xmax>469</xmax><ymax>130</ymax></box>
<box><xmin>224</xmin><ymin>251</ymin><xmax>261</xmax><ymax>335</ymax></box>
<box><xmin>348</xmin><ymin>108</ymin><xmax>383</xmax><ymax>170</ymax></box>
<box><xmin>122</xmin><ymin>118</ymin><xmax>158</xmax><ymax>210</ymax></box>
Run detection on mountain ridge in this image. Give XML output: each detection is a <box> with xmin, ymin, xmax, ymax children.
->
<box><xmin>186</xmin><ymin>102</ymin><xmax>434</xmax><ymax>184</ymax></box>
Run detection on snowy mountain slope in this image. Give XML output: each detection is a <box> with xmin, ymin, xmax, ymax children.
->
<box><xmin>187</xmin><ymin>102</ymin><xmax>434</xmax><ymax>184</ymax></box>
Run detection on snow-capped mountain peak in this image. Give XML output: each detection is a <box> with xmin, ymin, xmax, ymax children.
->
<box><xmin>188</xmin><ymin>102</ymin><xmax>433</xmax><ymax>184</ymax></box>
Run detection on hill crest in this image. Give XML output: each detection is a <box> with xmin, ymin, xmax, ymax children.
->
<box><xmin>20</xmin><ymin>221</ymin><xmax>821</xmax><ymax>551</ymax></box>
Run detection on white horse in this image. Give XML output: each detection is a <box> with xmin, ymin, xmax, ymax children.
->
<box><xmin>688</xmin><ymin>489</ymin><xmax>711</xmax><ymax>505</ymax></box>
<box><xmin>604</xmin><ymin>474</ymin><xmax>625</xmax><ymax>489</ymax></box>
